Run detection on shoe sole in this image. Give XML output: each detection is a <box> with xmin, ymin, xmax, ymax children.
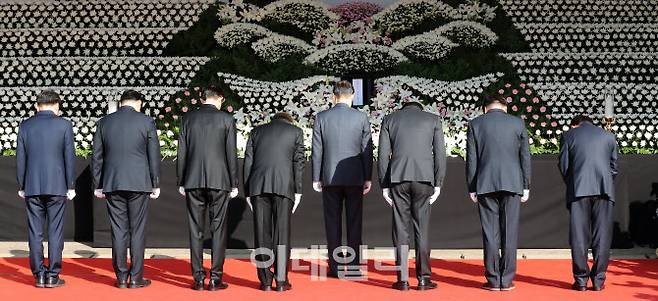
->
<box><xmin>417</xmin><ymin>286</ymin><xmax>437</xmax><ymax>291</ymax></box>
<box><xmin>500</xmin><ymin>287</ymin><xmax>516</xmax><ymax>291</ymax></box>
<box><xmin>482</xmin><ymin>287</ymin><xmax>500</xmax><ymax>291</ymax></box>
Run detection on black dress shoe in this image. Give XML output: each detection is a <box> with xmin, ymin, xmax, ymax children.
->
<box><xmin>192</xmin><ymin>280</ymin><xmax>204</xmax><ymax>291</ymax></box>
<box><xmin>275</xmin><ymin>282</ymin><xmax>292</xmax><ymax>292</ymax></box>
<box><xmin>500</xmin><ymin>282</ymin><xmax>516</xmax><ymax>291</ymax></box>
<box><xmin>259</xmin><ymin>284</ymin><xmax>273</xmax><ymax>291</ymax></box>
<box><xmin>45</xmin><ymin>277</ymin><xmax>66</xmax><ymax>288</ymax></box>
<box><xmin>129</xmin><ymin>278</ymin><xmax>151</xmax><ymax>289</ymax></box>
<box><xmin>593</xmin><ymin>284</ymin><xmax>605</xmax><ymax>291</ymax></box>
<box><xmin>481</xmin><ymin>282</ymin><xmax>500</xmax><ymax>291</ymax></box>
<box><xmin>116</xmin><ymin>278</ymin><xmax>128</xmax><ymax>289</ymax></box>
<box><xmin>207</xmin><ymin>279</ymin><xmax>229</xmax><ymax>291</ymax></box>
<box><xmin>572</xmin><ymin>283</ymin><xmax>587</xmax><ymax>291</ymax></box>
<box><xmin>326</xmin><ymin>271</ymin><xmax>339</xmax><ymax>279</ymax></box>
<box><xmin>417</xmin><ymin>279</ymin><xmax>438</xmax><ymax>291</ymax></box>
<box><xmin>391</xmin><ymin>281</ymin><xmax>410</xmax><ymax>291</ymax></box>
<box><xmin>35</xmin><ymin>275</ymin><xmax>46</xmax><ymax>288</ymax></box>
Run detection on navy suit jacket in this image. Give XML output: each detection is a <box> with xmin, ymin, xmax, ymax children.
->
<box><xmin>16</xmin><ymin>110</ymin><xmax>75</xmax><ymax>197</ymax></box>
<box><xmin>558</xmin><ymin>122</ymin><xmax>619</xmax><ymax>205</ymax></box>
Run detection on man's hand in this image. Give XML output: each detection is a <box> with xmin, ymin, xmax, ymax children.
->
<box><xmin>66</xmin><ymin>189</ymin><xmax>76</xmax><ymax>201</ymax></box>
<box><xmin>429</xmin><ymin>187</ymin><xmax>441</xmax><ymax>205</ymax></box>
<box><xmin>230</xmin><ymin>188</ymin><xmax>239</xmax><ymax>199</ymax></box>
<box><xmin>150</xmin><ymin>188</ymin><xmax>161</xmax><ymax>199</ymax></box>
<box><xmin>245</xmin><ymin>197</ymin><xmax>253</xmax><ymax>211</ymax></box>
<box><xmin>469</xmin><ymin>192</ymin><xmax>478</xmax><ymax>203</ymax></box>
<box><xmin>293</xmin><ymin>194</ymin><xmax>302</xmax><ymax>213</ymax></box>
<box><xmin>521</xmin><ymin>189</ymin><xmax>530</xmax><ymax>203</ymax></box>
<box><xmin>312</xmin><ymin>181</ymin><xmax>323</xmax><ymax>192</ymax></box>
<box><xmin>18</xmin><ymin>191</ymin><xmax>25</xmax><ymax>199</ymax></box>
<box><xmin>178</xmin><ymin>186</ymin><xmax>186</xmax><ymax>197</ymax></box>
<box><xmin>382</xmin><ymin>188</ymin><xmax>393</xmax><ymax>207</ymax></box>
<box><xmin>94</xmin><ymin>189</ymin><xmax>105</xmax><ymax>199</ymax></box>
<box><xmin>363</xmin><ymin>181</ymin><xmax>372</xmax><ymax>195</ymax></box>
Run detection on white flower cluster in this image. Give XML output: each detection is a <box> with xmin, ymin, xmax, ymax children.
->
<box><xmin>312</xmin><ymin>21</ymin><xmax>393</xmax><ymax>49</ymax></box>
<box><xmin>517</xmin><ymin>23</ymin><xmax>658</xmax><ymax>53</ymax></box>
<box><xmin>261</xmin><ymin>0</ymin><xmax>339</xmax><ymax>34</ymax></box>
<box><xmin>214</xmin><ymin>22</ymin><xmax>272</xmax><ymax>48</ymax></box>
<box><xmin>0</xmin><ymin>0</ymin><xmax>213</xmax><ymax>29</ymax></box>
<box><xmin>0</xmin><ymin>57</ymin><xmax>209</xmax><ymax>86</ymax></box>
<box><xmin>251</xmin><ymin>34</ymin><xmax>314</xmax><ymax>63</ymax></box>
<box><xmin>455</xmin><ymin>0</ymin><xmax>496</xmax><ymax>23</ymax></box>
<box><xmin>0</xmin><ymin>27</ymin><xmax>184</xmax><ymax>57</ymax></box>
<box><xmin>499</xmin><ymin>0</ymin><xmax>658</xmax><ymax>24</ymax></box>
<box><xmin>502</xmin><ymin>52</ymin><xmax>658</xmax><ymax>83</ymax></box>
<box><xmin>217</xmin><ymin>0</ymin><xmax>265</xmax><ymax>23</ymax></box>
<box><xmin>392</xmin><ymin>31</ymin><xmax>458</xmax><ymax>61</ymax></box>
<box><xmin>372</xmin><ymin>0</ymin><xmax>458</xmax><ymax>35</ymax></box>
<box><xmin>304</xmin><ymin>44</ymin><xmax>408</xmax><ymax>74</ymax></box>
<box><xmin>0</xmin><ymin>116</ymin><xmax>102</xmax><ymax>151</ymax></box>
<box><xmin>433</xmin><ymin>21</ymin><xmax>498</xmax><ymax>48</ymax></box>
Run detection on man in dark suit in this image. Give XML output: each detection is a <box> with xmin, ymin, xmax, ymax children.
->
<box><xmin>177</xmin><ymin>87</ymin><xmax>238</xmax><ymax>291</ymax></box>
<box><xmin>312</xmin><ymin>80</ymin><xmax>373</xmax><ymax>277</ymax></box>
<box><xmin>16</xmin><ymin>90</ymin><xmax>75</xmax><ymax>288</ymax></box>
<box><xmin>559</xmin><ymin>115</ymin><xmax>619</xmax><ymax>292</ymax></box>
<box><xmin>378</xmin><ymin>101</ymin><xmax>446</xmax><ymax>291</ymax></box>
<box><xmin>466</xmin><ymin>96</ymin><xmax>531</xmax><ymax>291</ymax></box>
<box><xmin>244</xmin><ymin>112</ymin><xmax>304</xmax><ymax>292</ymax></box>
<box><xmin>92</xmin><ymin>90</ymin><xmax>161</xmax><ymax>289</ymax></box>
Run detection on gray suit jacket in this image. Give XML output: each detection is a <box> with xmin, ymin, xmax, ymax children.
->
<box><xmin>243</xmin><ymin>119</ymin><xmax>305</xmax><ymax>200</ymax></box>
<box><xmin>466</xmin><ymin>109</ymin><xmax>531</xmax><ymax>195</ymax></box>
<box><xmin>312</xmin><ymin>103</ymin><xmax>373</xmax><ymax>186</ymax></box>
<box><xmin>378</xmin><ymin>104</ymin><xmax>446</xmax><ymax>188</ymax></box>
<box><xmin>558</xmin><ymin>122</ymin><xmax>619</xmax><ymax>204</ymax></box>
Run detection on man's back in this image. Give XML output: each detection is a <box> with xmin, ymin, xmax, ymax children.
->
<box><xmin>92</xmin><ymin>106</ymin><xmax>160</xmax><ymax>193</ymax></box>
<box><xmin>559</xmin><ymin>122</ymin><xmax>618</xmax><ymax>203</ymax></box>
<box><xmin>312</xmin><ymin>103</ymin><xmax>373</xmax><ymax>186</ymax></box>
<box><xmin>17</xmin><ymin>111</ymin><xmax>75</xmax><ymax>197</ymax></box>
<box><xmin>177</xmin><ymin>104</ymin><xmax>238</xmax><ymax>190</ymax></box>
<box><xmin>466</xmin><ymin>109</ymin><xmax>531</xmax><ymax>195</ymax></box>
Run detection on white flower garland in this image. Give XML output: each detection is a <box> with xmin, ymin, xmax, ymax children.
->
<box><xmin>251</xmin><ymin>34</ymin><xmax>314</xmax><ymax>63</ymax></box>
<box><xmin>214</xmin><ymin>22</ymin><xmax>273</xmax><ymax>49</ymax></box>
<box><xmin>393</xmin><ymin>32</ymin><xmax>458</xmax><ymax>61</ymax></box>
<box><xmin>303</xmin><ymin>44</ymin><xmax>408</xmax><ymax>74</ymax></box>
<box><xmin>434</xmin><ymin>21</ymin><xmax>498</xmax><ymax>48</ymax></box>
<box><xmin>261</xmin><ymin>0</ymin><xmax>339</xmax><ymax>34</ymax></box>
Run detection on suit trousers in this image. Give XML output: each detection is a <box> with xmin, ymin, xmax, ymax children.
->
<box><xmin>390</xmin><ymin>182</ymin><xmax>434</xmax><ymax>281</ymax></box>
<box><xmin>106</xmin><ymin>192</ymin><xmax>149</xmax><ymax>281</ymax></box>
<box><xmin>26</xmin><ymin>196</ymin><xmax>66</xmax><ymax>278</ymax></box>
<box><xmin>252</xmin><ymin>194</ymin><xmax>293</xmax><ymax>286</ymax></box>
<box><xmin>322</xmin><ymin>186</ymin><xmax>364</xmax><ymax>274</ymax></box>
<box><xmin>186</xmin><ymin>189</ymin><xmax>230</xmax><ymax>281</ymax></box>
<box><xmin>569</xmin><ymin>196</ymin><xmax>614</xmax><ymax>287</ymax></box>
<box><xmin>477</xmin><ymin>192</ymin><xmax>520</xmax><ymax>287</ymax></box>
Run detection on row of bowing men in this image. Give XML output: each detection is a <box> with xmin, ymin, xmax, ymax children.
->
<box><xmin>17</xmin><ymin>81</ymin><xmax>618</xmax><ymax>292</ymax></box>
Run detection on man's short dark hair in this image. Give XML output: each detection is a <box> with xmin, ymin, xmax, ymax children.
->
<box><xmin>204</xmin><ymin>86</ymin><xmax>224</xmax><ymax>100</ymax></box>
<box><xmin>120</xmin><ymin>90</ymin><xmax>143</xmax><ymax>103</ymax></box>
<box><xmin>273</xmin><ymin>112</ymin><xmax>295</xmax><ymax>123</ymax></box>
<box><xmin>483</xmin><ymin>94</ymin><xmax>510</xmax><ymax>107</ymax></box>
<box><xmin>570</xmin><ymin>115</ymin><xmax>593</xmax><ymax>127</ymax></box>
<box><xmin>36</xmin><ymin>90</ymin><xmax>61</xmax><ymax>105</ymax></box>
<box><xmin>333</xmin><ymin>80</ymin><xmax>354</xmax><ymax>98</ymax></box>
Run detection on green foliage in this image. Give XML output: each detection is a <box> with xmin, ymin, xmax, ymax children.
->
<box><xmin>162</xmin><ymin>5</ymin><xmax>222</xmax><ymax>56</ymax></box>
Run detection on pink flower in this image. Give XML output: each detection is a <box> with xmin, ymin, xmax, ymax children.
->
<box><xmin>539</xmin><ymin>106</ymin><xmax>546</xmax><ymax>113</ymax></box>
<box><xmin>505</xmin><ymin>83</ymin><xmax>512</xmax><ymax>88</ymax></box>
<box><xmin>529</xmin><ymin>122</ymin><xmax>536</xmax><ymax>127</ymax></box>
<box><xmin>173</xmin><ymin>115</ymin><xmax>178</xmax><ymax>120</ymax></box>
<box><xmin>227</xmin><ymin>105</ymin><xmax>234</xmax><ymax>113</ymax></box>
<box><xmin>164</xmin><ymin>107</ymin><xmax>172</xmax><ymax>113</ymax></box>
<box><xmin>532</xmin><ymin>114</ymin><xmax>539</xmax><ymax>120</ymax></box>
<box><xmin>184</xmin><ymin>91</ymin><xmax>190</xmax><ymax>96</ymax></box>
<box><xmin>551</xmin><ymin>121</ymin><xmax>558</xmax><ymax>127</ymax></box>
<box><xmin>525</xmin><ymin>89</ymin><xmax>532</xmax><ymax>95</ymax></box>
<box><xmin>511</xmin><ymin>105</ymin><xmax>518</xmax><ymax>112</ymax></box>
<box><xmin>158</xmin><ymin>115</ymin><xmax>164</xmax><ymax>119</ymax></box>
<box><xmin>506</xmin><ymin>97</ymin><xmax>513</xmax><ymax>103</ymax></box>
<box><xmin>512</xmin><ymin>89</ymin><xmax>519</xmax><ymax>95</ymax></box>
<box><xmin>175</xmin><ymin>98</ymin><xmax>181</xmax><ymax>104</ymax></box>
<box><xmin>526</xmin><ymin>106</ymin><xmax>533</xmax><ymax>112</ymax></box>
<box><xmin>191</xmin><ymin>99</ymin><xmax>197</xmax><ymax>105</ymax></box>
<box><xmin>182</xmin><ymin>107</ymin><xmax>188</xmax><ymax>113</ymax></box>
<box><xmin>540</xmin><ymin>122</ymin><xmax>547</xmax><ymax>127</ymax></box>
<box><xmin>498</xmin><ymin>89</ymin><xmax>505</xmax><ymax>95</ymax></box>
<box><xmin>520</xmin><ymin>97</ymin><xmax>526</xmax><ymax>103</ymax></box>
<box><xmin>521</xmin><ymin>115</ymin><xmax>527</xmax><ymax>120</ymax></box>
<box><xmin>532</xmin><ymin>97</ymin><xmax>539</xmax><ymax>103</ymax></box>
<box><xmin>546</xmin><ymin>114</ymin><xmax>552</xmax><ymax>119</ymax></box>
<box><xmin>520</xmin><ymin>83</ymin><xmax>526</xmax><ymax>88</ymax></box>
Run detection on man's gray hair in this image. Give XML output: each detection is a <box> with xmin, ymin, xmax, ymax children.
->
<box><xmin>333</xmin><ymin>80</ymin><xmax>354</xmax><ymax>98</ymax></box>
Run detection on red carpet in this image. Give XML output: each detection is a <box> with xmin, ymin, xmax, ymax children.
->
<box><xmin>0</xmin><ymin>258</ymin><xmax>656</xmax><ymax>301</ymax></box>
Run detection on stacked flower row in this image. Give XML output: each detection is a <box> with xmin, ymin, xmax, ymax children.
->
<box><xmin>501</xmin><ymin>52</ymin><xmax>658</xmax><ymax>83</ymax></box>
<box><xmin>0</xmin><ymin>57</ymin><xmax>209</xmax><ymax>87</ymax></box>
<box><xmin>0</xmin><ymin>116</ymin><xmax>99</xmax><ymax>153</ymax></box>
<box><xmin>499</xmin><ymin>0</ymin><xmax>657</xmax><ymax>24</ymax></box>
<box><xmin>0</xmin><ymin>0</ymin><xmax>213</xmax><ymax>29</ymax></box>
<box><xmin>0</xmin><ymin>27</ymin><xmax>186</xmax><ymax>57</ymax></box>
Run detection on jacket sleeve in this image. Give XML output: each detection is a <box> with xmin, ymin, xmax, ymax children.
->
<box><xmin>433</xmin><ymin>117</ymin><xmax>447</xmax><ymax>187</ymax></box>
<box><xmin>91</xmin><ymin>122</ymin><xmax>104</xmax><ymax>189</ymax></box>
<box><xmin>465</xmin><ymin>123</ymin><xmax>477</xmax><ymax>193</ymax></box>
<box><xmin>311</xmin><ymin>116</ymin><xmax>323</xmax><ymax>182</ymax></box>
<box><xmin>16</xmin><ymin>124</ymin><xmax>26</xmax><ymax>190</ymax></box>
<box><xmin>176</xmin><ymin>118</ymin><xmax>187</xmax><ymax>187</ymax></box>
<box><xmin>610</xmin><ymin>135</ymin><xmax>619</xmax><ymax>179</ymax></box>
<box><xmin>293</xmin><ymin>128</ymin><xmax>305</xmax><ymax>194</ymax></box>
<box><xmin>558</xmin><ymin>134</ymin><xmax>570</xmax><ymax>182</ymax></box>
<box><xmin>147</xmin><ymin>120</ymin><xmax>161</xmax><ymax>188</ymax></box>
<box><xmin>519</xmin><ymin>125</ymin><xmax>532</xmax><ymax>190</ymax></box>
<box><xmin>242</xmin><ymin>131</ymin><xmax>254</xmax><ymax>196</ymax></box>
<box><xmin>361</xmin><ymin>115</ymin><xmax>374</xmax><ymax>182</ymax></box>
<box><xmin>64</xmin><ymin>121</ymin><xmax>76</xmax><ymax>189</ymax></box>
<box><xmin>226</xmin><ymin>117</ymin><xmax>239</xmax><ymax>188</ymax></box>
<box><xmin>377</xmin><ymin>117</ymin><xmax>391</xmax><ymax>188</ymax></box>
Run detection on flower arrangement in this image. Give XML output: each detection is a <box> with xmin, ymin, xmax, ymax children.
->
<box><xmin>312</xmin><ymin>20</ymin><xmax>393</xmax><ymax>48</ymax></box>
<box><xmin>261</xmin><ymin>0</ymin><xmax>338</xmax><ymax>34</ymax></box>
<box><xmin>392</xmin><ymin>32</ymin><xmax>458</xmax><ymax>61</ymax></box>
<box><xmin>329</xmin><ymin>1</ymin><xmax>383</xmax><ymax>26</ymax></box>
<box><xmin>214</xmin><ymin>22</ymin><xmax>272</xmax><ymax>48</ymax></box>
<box><xmin>434</xmin><ymin>21</ymin><xmax>498</xmax><ymax>48</ymax></box>
<box><xmin>304</xmin><ymin>44</ymin><xmax>408</xmax><ymax>74</ymax></box>
<box><xmin>251</xmin><ymin>34</ymin><xmax>315</xmax><ymax>63</ymax></box>
<box><xmin>372</xmin><ymin>0</ymin><xmax>458</xmax><ymax>36</ymax></box>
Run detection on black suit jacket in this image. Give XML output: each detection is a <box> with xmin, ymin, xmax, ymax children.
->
<box><xmin>312</xmin><ymin>103</ymin><xmax>373</xmax><ymax>186</ymax></box>
<box><xmin>466</xmin><ymin>109</ymin><xmax>531</xmax><ymax>195</ymax></box>
<box><xmin>92</xmin><ymin>106</ymin><xmax>161</xmax><ymax>193</ymax></box>
<box><xmin>243</xmin><ymin>119</ymin><xmax>305</xmax><ymax>200</ymax></box>
<box><xmin>558</xmin><ymin>122</ymin><xmax>619</xmax><ymax>204</ymax></box>
<box><xmin>378</xmin><ymin>104</ymin><xmax>446</xmax><ymax>188</ymax></box>
<box><xmin>16</xmin><ymin>111</ymin><xmax>75</xmax><ymax>197</ymax></box>
<box><xmin>177</xmin><ymin>104</ymin><xmax>238</xmax><ymax>190</ymax></box>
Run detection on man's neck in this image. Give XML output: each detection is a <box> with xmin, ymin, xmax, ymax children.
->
<box><xmin>334</xmin><ymin>99</ymin><xmax>352</xmax><ymax>107</ymax></box>
<box><xmin>203</xmin><ymin>101</ymin><xmax>222</xmax><ymax>109</ymax></box>
<box><xmin>485</xmin><ymin>106</ymin><xmax>507</xmax><ymax>113</ymax></box>
<box><xmin>120</xmin><ymin>103</ymin><xmax>140</xmax><ymax>111</ymax></box>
